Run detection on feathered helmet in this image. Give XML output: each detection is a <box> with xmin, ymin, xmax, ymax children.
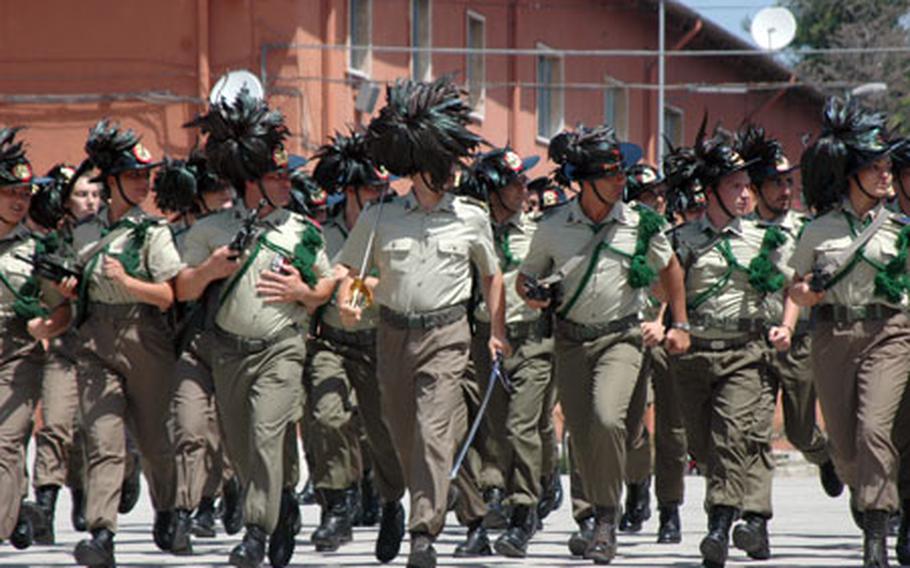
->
<box><xmin>549</xmin><ymin>124</ymin><xmax>624</xmax><ymax>187</ymax></box>
<box><xmin>289</xmin><ymin>168</ymin><xmax>327</xmax><ymax>215</ymax></box>
<box><xmin>29</xmin><ymin>163</ymin><xmax>76</xmax><ymax>230</ymax></box>
<box><xmin>0</xmin><ymin>127</ymin><xmax>36</xmax><ymax>189</ymax></box>
<box><xmin>663</xmin><ymin>141</ymin><xmax>706</xmax><ymax>215</ymax></box>
<box><xmin>458</xmin><ymin>147</ymin><xmax>539</xmax><ymax>201</ymax></box>
<box><xmin>312</xmin><ymin>130</ymin><xmax>390</xmax><ymax>193</ymax></box>
<box><xmin>184</xmin><ymin>88</ymin><xmax>290</xmax><ymax>194</ymax></box>
<box><xmin>625</xmin><ymin>163</ymin><xmax>665</xmax><ymax>203</ymax></box>
<box><xmin>367</xmin><ymin>77</ymin><xmax>483</xmax><ymax>190</ymax></box>
<box><xmin>152</xmin><ymin>146</ymin><xmax>224</xmax><ymax>214</ymax></box>
<box><xmin>801</xmin><ymin>96</ymin><xmax>904</xmax><ymax>213</ymax></box>
<box><xmin>693</xmin><ymin>115</ymin><xmax>755</xmax><ymax>190</ymax></box>
<box><xmin>528</xmin><ymin>176</ymin><xmax>567</xmax><ymax>210</ymax></box>
<box><xmin>84</xmin><ymin>120</ymin><xmax>160</xmax><ymax>183</ymax></box>
<box><xmin>735</xmin><ymin>123</ymin><xmax>797</xmax><ymax>189</ymax></box>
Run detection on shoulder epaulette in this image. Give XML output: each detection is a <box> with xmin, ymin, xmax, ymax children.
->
<box><xmin>456</xmin><ymin>194</ymin><xmax>489</xmax><ymax>211</ymax></box>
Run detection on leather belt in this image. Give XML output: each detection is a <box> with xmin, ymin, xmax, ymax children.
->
<box><xmin>319</xmin><ymin>322</ymin><xmax>376</xmax><ymax>348</ymax></box>
<box><xmin>556</xmin><ymin>314</ymin><xmax>640</xmax><ymax>342</ymax></box>
<box><xmin>814</xmin><ymin>303</ymin><xmax>901</xmax><ymax>324</ymax></box>
<box><xmin>475</xmin><ymin>319</ymin><xmax>547</xmax><ymax>343</ymax></box>
<box><xmin>690</xmin><ymin>334</ymin><xmax>756</xmax><ymax>352</ymax></box>
<box><xmin>379</xmin><ymin>303</ymin><xmax>467</xmax><ymax>330</ymax></box>
<box><xmin>690</xmin><ymin>314</ymin><xmax>767</xmax><ymax>334</ymax></box>
<box><xmin>214</xmin><ymin>324</ymin><xmax>301</xmax><ymax>354</ymax></box>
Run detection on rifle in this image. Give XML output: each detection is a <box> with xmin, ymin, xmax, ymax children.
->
<box><xmin>16</xmin><ymin>253</ymin><xmax>82</xmax><ymax>284</ymax></box>
<box><xmin>175</xmin><ymin>200</ymin><xmax>266</xmax><ymax>355</ymax></box>
<box><xmin>522</xmin><ymin>276</ymin><xmax>562</xmax><ymax>337</ymax></box>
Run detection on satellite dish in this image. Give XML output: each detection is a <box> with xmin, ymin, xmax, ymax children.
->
<box><xmin>750</xmin><ymin>7</ymin><xmax>797</xmax><ymax>51</ymax></box>
<box><xmin>209</xmin><ymin>70</ymin><xmax>264</xmax><ymax>105</ymax></box>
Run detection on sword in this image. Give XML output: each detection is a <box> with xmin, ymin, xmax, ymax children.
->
<box><xmin>449</xmin><ymin>351</ymin><xmax>513</xmax><ymax>480</ymax></box>
<box><xmin>348</xmin><ymin>187</ymin><xmax>389</xmax><ymax>308</ymax></box>
<box><xmin>809</xmin><ymin>207</ymin><xmax>890</xmax><ymax>292</ymax></box>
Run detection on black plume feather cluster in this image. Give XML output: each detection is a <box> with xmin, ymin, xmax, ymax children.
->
<box><xmin>663</xmin><ymin>138</ymin><xmax>704</xmax><ymax>215</ymax></box>
<box><xmin>801</xmin><ymin>97</ymin><xmax>891</xmax><ymax>213</ymax></box>
<box><xmin>692</xmin><ymin>114</ymin><xmax>747</xmax><ymax>189</ymax></box>
<box><xmin>735</xmin><ymin>123</ymin><xmax>785</xmax><ymax>187</ymax></box>
<box><xmin>367</xmin><ymin>77</ymin><xmax>482</xmax><ymax>189</ymax></box>
<box><xmin>458</xmin><ymin>148</ymin><xmax>522</xmax><ymax>201</ymax></box>
<box><xmin>153</xmin><ymin>147</ymin><xmax>222</xmax><ymax>214</ymax></box>
<box><xmin>0</xmin><ymin>127</ymin><xmax>29</xmax><ymax>185</ymax></box>
<box><xmin>29</xmin><ymin>163</ymin><xmax>72</xmax><ymax>230</ymax></box>
<box><xmin>549</xmin><ymin>124</ymin><xmax>622</xmax><ymax>186</ymax></box>
<box><xmin>184</xmin><ymin>89</ymin><xmax>289</xmax><ymax>192</ymax></box>
<box><xmin>84</xmin><ymin>120</ymin><xmax>140</xmax><ymax>176</ymax></box>
<box><xmin>312</xmin><ymin>130</ymin><xmax>382</xmax><ymax>193</ymax></box>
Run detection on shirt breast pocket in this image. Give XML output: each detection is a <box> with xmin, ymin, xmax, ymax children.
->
<box><xmin>437</xmin><ymin>240</ymin><xmax>469</xmax><ymax>275</ymax></box>
<box><xmin>381</xmin><ymin>239</ymin><xmax>414</xmax><ymax>273</ymax></box>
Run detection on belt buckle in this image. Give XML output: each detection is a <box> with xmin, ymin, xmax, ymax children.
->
<box><xmin>709</xmin><ymin>339</ymin><xmax>726</xmax><ymax>350</ymax></box>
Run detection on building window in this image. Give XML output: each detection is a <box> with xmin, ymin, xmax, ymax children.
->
<box><xmin>466</xmin><ymin>11</ymin><xmax>485</xmax><ymax>115</ymax></box>
<box><xmin>411</xmin><ymin>0</ymin><xmax>432</xmax><ymax>81</ymax></box>
<box><xmin>349</xmin><ymin>0</ymin><xmax>372</xmax><ymax>75</ymax></box>
<box><xmin>536</xmin><ymin>44</ymin><xmax>564</xmax><ymax>141</ymax></box>
<box><xmin>604</xmin><ymin>76</ymin><xmax>628</xmax><ymax>139</ymax></box>
<box><xmin>663</xmin><ymin>105</ymin><xmax>684</xmax><ymax>154</ymax></box>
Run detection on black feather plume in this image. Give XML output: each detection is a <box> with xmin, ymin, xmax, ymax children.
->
<box><xmin>548</xmin><ymin>124</ymin><xmax>622</xmax><ymax>186</ymax></box>
<box><xmin>735</xmin><ymin>123</ymin><xmax>785</xmax><ymax>187</ymax></box>
<box><xmin>0</xmin><ymin>127</ymin><xmax>29</xmax><ymax>186</ymax></box>
<box><xmin>312</xmin><ymin>130</ymin><xmax>383</xmax><ymax>193</ymax></box>
<box><xmin>153</xmin><ymin>157</ymin><xmax>198</xmax><ymax>214</ymax></box>
<box><xmin>458</xmin><ymin>148</ymin><xmax>522</xmax><ymax>201</ymax></box>
<box><xmin>84</xmin><ymin>120</ymin><xmax>141</xmax><ymax>176</ymax></box>
<box><xmin>29</xmin><ymin>163</ymin><xmax>72</xmax><ymax>230</ymax></box>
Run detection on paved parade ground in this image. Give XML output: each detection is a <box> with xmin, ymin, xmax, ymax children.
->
<box><xmin>2</xmin><ymin>466</ymin><xmax>870</xmax><ymax>567</ymax></box>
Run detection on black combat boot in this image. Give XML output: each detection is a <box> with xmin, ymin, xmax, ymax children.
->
<box><xmin>71</xmin><ymin>487</ymin><xmax>87</xmax><ymax>531</ymax></box>
<box><xmin>619</xmin><ymin>478</ymin><xmax>652</xmax><ymax>533</ymax></box>
<box><xmin>191</xmin><ymin>497</ymin><xmax>217</xmax><ymax>538</ymax></box>
<box><xmin>586</xmin><ymin>506</ymin><xmax>618</xmax><ymax>564</ymax></box>
<box><xmin>221</xmin><ymin>476</ymin><xmax>244</xmax><ymax>535</ymax></box>
<box><xmin>170</xmin><ymin>508</ymin><xmax>194</xmax><ymax>555</ymax></box>
<box><xmin>73</xmin><ymin>527</ymin><xmax>115</xmax><ymax>567</ymax></box>
<box><xmin>267</xmin><ymin>488</ymin><xmax>300</xmax><ymax>568</ymax></box>
<box><xmin>897</xmin><ymin>500</ymin><xmax>910</xmax><ymax>565</ymax></box>
<box><xmin>34</xmin><ymin>484</ymin><xmax>59</xmax><ymax>545</ymax></box>
<box><xmin>407</xmin><ymin>532</ymin><xmax>437</xmax><ymax>568</ymax></box>
<box><xmin>311</xmin><ymin>488</ymin><xmax>353</xmax><ymax>552</ymax></box>
<box><xmin>494</xmin><ymin>504</ymin><xmax>537</xmax><ymax>558</ymax></box>
<box><xmin>732</xmin><ymin>513</ymin><xmax>771</xmax><ymax>560</ymax></box>
<box><xmin>375</xmin><ymin>500</ymin><xmax>405</xmax><ymax>563</ymax></box>
<box><xmin>819</xmin><ymin>460</ymin><xmax>844</xmax><ymax>497</ymax></box>
<box><xmin>699</xmin><ymin>505</ymin><xmax>738</xmax><ymax>568</ymax></box>
<box><xmin>864</xmin><ymin>510</ymin><xmax>891</xmax><ymax>568</ymax></box>
<box><xmin>568</xmin><ymin>515</ymin><xmax>596</xmax><ymax>556</ymax></box>
<box><xmin>229</xmin><ymin>524</ymin><xmax>267</xmax><ymax>568</ymax></box>
<box><xmin>454</xmin><ymin>519</ymin><xmax>492</xmax><ymax>557</ymax></box>
<box><xmin>152</xmin><ymin>510</ymin><xmax>175</xmax><ymax>552</ymax></box>
<box><xmin>118</xmin><ymin>461</ymin><xmax>141</xmax><ymax>515</ymax></box>
<box><xmin>657</xmin><ymin>504</ymin><xmax>682</xmax><ymax>544</ymax></box>
<box><xmin>11</xmin><ymin>501</ymin><xmax>44</xmax><ymax>550</ymax></box>
<box><xmin>482</xmin><ymin>487</ymin><xmax>510</xmax><ymax>530</ymax></box>
<box><xmin>360</xmin><ymin>468</ymin><xmax>381</xmax><ymax>526</ymax></box>
<box><xmin>537</xmin><ymin>473</ymin><xmax>564</xmax><ymax>522</ymax></box>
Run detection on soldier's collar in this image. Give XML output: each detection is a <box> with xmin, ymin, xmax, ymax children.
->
<box><xmin>840</xmin><ymin>198</ymin><xmax>885</xmax><ymax>224</ymax></box>
<box><xmin>567</xmin><ymin>199</ymin><xmax>631</xmax><ymax>227</ymax></box>
<box><xmin>100</xmin><ymin>205</ymin><xmax>147</xmax><ymax>228</ymax></box>
<box><xmin>701</xmin><ymin>214</ymin><xmax>744</xmax><ymax>237</ymax></box>
<box><xmin>494</xmin><ymin>211</ymin><xmax>525</xmax><ymax>233</ymax></box>
<box><xmin>403</xmin><ymin>189</ymin><xmax>456</xmax><ymax>213</ymax></box>
<box><xmin>0</xmin><ymin>222</ymin><xmax>31</xmax><ymax>243</ymax></box>
<box><xmin>753</xmin><ymin>208</ymin><xmax>798</xmax><ymax>232</ymax></box>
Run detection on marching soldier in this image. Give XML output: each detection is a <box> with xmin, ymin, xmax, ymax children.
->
<box><xmin>304</xmin><ymin>130</ymin><xmax>406</xmax><ymax>557</ymax></box>
<box><xmin>518</xmin><ymin>124</ymin><xmax>690</xmax><ymax>564</ymax></box>
<box><xmin>789</xmin><ymin>97</ymin><xmax>910</xmax><ymax>568</ymax></box>
<box><xmin>178</xmin><ymin>90</ymin><xmax>335</xmax><ymax>568</ymax></box>
<box><xmin>730</xmin><ymin>124</ymin><xmax>840</xmax><ymax>560</ymax></box>
<box><xmin>337</xmin><ymin>77</ymin><xmax>506</xmax><ymax>568</ymax></box>
<box><xmin>0</xmin><ymin>128</ymin><xmax>72</xmax><ymax>550</ymax></box>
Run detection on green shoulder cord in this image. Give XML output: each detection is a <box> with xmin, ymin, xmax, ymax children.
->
<box><xmin>558</xmin><ymin>205</ymin><xmax>666</xmax><ymax>318</ymax></box>
<box><xmin>495</xmin><ymin>227</ymin><xmax>519</xmax><ymax>272</ymax></box>
<box><xmin>838</xmin><ymin>214</ymin><xmax>910</xmax><ymax>303</ymax></box>
<box><xmin>747</xmin><ymin>225</ymin><xmax>788</xmax><ymax>294</ymax></box>
<box><xmin>687</xmin><ymin>236</ymin><xmax>749</xmax><ymax>312</ymax></box>
<box><xmin>0</xmin><ymin>271</ymin><xmax>49</xmax><ymax>320</ymax></box>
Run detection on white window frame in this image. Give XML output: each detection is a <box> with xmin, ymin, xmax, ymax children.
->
<box><xmin>536</xmin><ymin>42</ymin><xmax>564</xmax><ymax>144</ymax></box>
<box><xmin>410</xmin><ymin>0</ymin><xmax>433</xmax><ymax>81</ymax></box>
<box><xmin>466</xmin><ymin>9</ymin><xmax>486</xmax><ymax>120</ymax></box>
<box><xmin>663</xmin><ymin>104</ymin><xmax>685</xmax><ymax>154</ymax></box>
<box><xmin>603</xmin><ymin>74</ymin><xmax>629</xmax><ymax>140</ymax></box>
<box><xmin>347</xmin><ymin>0</ymin><xmax>372</xmax><ymax>78</ymax></box>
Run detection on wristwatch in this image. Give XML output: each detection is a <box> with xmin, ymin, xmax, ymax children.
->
<box><xmin>670</xmin><ymin>321</ymin><xmax>691</xmax><ymax>332</ymax></box>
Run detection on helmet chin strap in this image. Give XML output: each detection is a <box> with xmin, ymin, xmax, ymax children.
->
<box><xmin>115</xmin><ymin>174</ymin><xmax>139</xmax><ymax>208</ymax></box>
<box><xmin>584</xmin><ymin>177</ymin><xmax>612</xmax><ymax>206</ymax></box>
<box><xmin>712</xmin><ymin>185</ymin><xmax>737</xmax><ymax>223</ymax></box>
<box><xmin>256</xmin><ymin>179</ymin><xmax>278</xmax><ymax>211</ymax></box>
<box><xmin>852</xmin><ymin>174</ymin><xmax>882</xmax><ymax>204</ymax></box>
<box><xmin>491</xmin><ymin>190</ymin><xmax>519</xmax><ymax>218</ymax></box>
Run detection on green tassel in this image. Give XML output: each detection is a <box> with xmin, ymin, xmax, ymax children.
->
<box><xmin>12</xmin><ymin>277</ymin><xmax>49</xmax><ymax>320</ymax></box>
<box><xmin>628</xmin><ymin>255</ymin><xmax>657</xmax><ymax>289</ymax></box>
<box><xmin>748</xmin><ymin>254</ymin><xmax>787</xmax><ymax>294</ymax></box>
<box><xmin>872</xmin><ymin>225</ymin><xmax>910</xmax><ymax>302</ymax></box>
<box><xmin>626</xmin><ymin>205</ymin><xmax>668</xmax><ymax>289</ymax></box>
<box><xmin>761</xmin><ymin>225</ymin><xmax>787</xmax><ymax>250</ymax></box>
<box><xmin>291</xmin><ymin>222</ymin><xmax>323</xmax><ymax>287</ymax></box>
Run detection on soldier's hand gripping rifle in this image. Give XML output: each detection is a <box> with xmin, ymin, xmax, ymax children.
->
<box><xmin>347</xmin><ymin>189</ymin><xmax>389</xmax><ymax>309</ymax></box>
<box><xmin>450</xmin><ymin>351</ymin><xmax>513</xmax><ymax>480</ymax></box>
<box><xmin>522</xmin><ymin>275</ymin><xmax>563</xmax><ymax>337</ymax></box>
<box><xmin>16</xmin><ymin>252</ymin><xmax>82</xmax><ymax>284</ymax></box>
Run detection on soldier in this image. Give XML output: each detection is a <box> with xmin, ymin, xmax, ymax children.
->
<box><xmin>304</xmin><ymin>130</ymin><xmax>406</xmax><ymax>557</ymax></box>
<box><xmin>152</xmin><ymin>151</ymin><xmax>241</xmax><ymax>551</ymax></box>
<box><xmin>0</xmin><ymin>128</ymin><xmax>72</xmax><ymax>551</ymax></box>
<box><xmin>729</xmin><ymin>124</ymin><xmax>841</xmax><ymax>560</ymax></box>
<box><xmin>517</xmin><ymin>124</ymin><xmax>690</xmax><ymax>564</ymax></box>
<box><xmin>789</xmin><ymin>97</ymin><xmax>910</xmax><ymax>568</ymax></box>
<box><xmin>668</xmin><ymin>120</ymin><xmax>789</xmax><ymax>568</ymax></box>
<box><xmin>336</xmin><ymin>77</ymin><xmax>506</xmax><ymax>568</ymax></box>
<box><xmin>178</xmin><ymin>90</ymin><xmax>335</xmax><ymax>568</ymax></box>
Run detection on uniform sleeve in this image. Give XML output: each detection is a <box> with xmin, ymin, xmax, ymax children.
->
<box><xmin>40</xmin><ymin>278</ymin><xmax>65</xmax><ymax>308</ymax></box>
<box><xmin>519</xmin><ymin>221</ymin><xmax>552</xmax><ymax>277</ymax></box>
<box><xmin>468</xmin><ymin>214</ymin><xmax>499</xmax><ymax>278</ymax></box>
<box><xmin>146</xmin><ymin>224</ymin><xmax>185</xmax><ymax>282</ymax></box>
<box><xmin>337</xmin><ymin>206</ymin><xmax>375</xmax><ymax>271</ymax></box>
<box><xmin>789</xmin><ymin>223</ymin><xmax>818</xmax><ymax>277</ymax></box>
<box><xmin>181</xmin><ymin>222</ymin><xmax>213</xmax><ymax>268</ymax></box>
<box><xmin>646</xmin><ymin>230</ymin><xmax>674</xmax><ymax>272</ymax></box>
<box><xmin>312</xmin><ymin>247</ymin><xmax>332</xmax><ymax>278</ymax></box>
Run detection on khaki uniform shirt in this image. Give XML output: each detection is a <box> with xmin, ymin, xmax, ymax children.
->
<box><xmin>72</xmin><ymin>206</ymin><xmax>183</xmax><ymax>305</ymax></box>
<box><xmin>319</xmin><ymin>208</ymin><xmax>378</xmax><ymax>332</ymax></box>
<box><xmin>475</xmin><ymin>212</ymin><xmax>540</xmax><ymax>325</ymax></box>
<box><xmin>790</xmin><ymin>200</ymin><xmax>910</xmax><ymax>311</ymax></box>
<box><xmin>0</xmin><ymin>225</ymin><xmax>62</xmax><ymax>315</ymax></box>
<box><xmin>673</xmin><ymin>215</ymin><xmax>766</xmax><ymax>339</ymax></box>
<box><xmin>338</xmin><ymin>191</ymin><xmax>499</xmax><ymax>314</ymax></box>
<box><xmin>753</xmin><ymin>209</ymin><xmax>810</xmax><ymax>323</ymax></box>
<box><xmin>520</xmin><ymin>199</ymin><xmax>674</xmax><ymax>325</ymax></box>
<box><xmin>182</xmin><ymin>205</ymin><xmax>332</xmax><ymax>339</ymax></box>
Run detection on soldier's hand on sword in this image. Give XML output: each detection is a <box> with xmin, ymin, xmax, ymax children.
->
<box><xmin>54</xmin><ymin>276</ymin><xmax>78</xmax><ymax>300</ymax></box>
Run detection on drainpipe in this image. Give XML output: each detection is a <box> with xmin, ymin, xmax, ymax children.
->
<box><xmin>196</xmin><ymin>0</ymin><xmax>211</xmax><ymax>107</ymax></box>
<box><xmin>508</xmin><ymin>0</ymin><xmax>519</xmax><ymax>145</ymax></box>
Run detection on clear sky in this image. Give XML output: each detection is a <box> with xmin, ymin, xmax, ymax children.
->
<box><xmin>676</xmin><ymin>0</ymin><xmax>777</xmax><ymax>47</ymax></box>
